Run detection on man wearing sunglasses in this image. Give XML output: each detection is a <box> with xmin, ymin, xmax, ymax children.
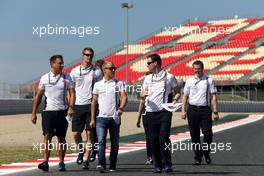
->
<box><xmin>70</xmin><ymin>48</ymin><xmax>103</xmax><ymax>170</ymax></box>
<box><xmin>90</xmin><ymin>61</ymin><xmax>128</xmax><ymax>172</ymax></box>
<box><xmin>141</xmin><ymin>54</ymin><xmax>180</xmax><ymax>173</ymax></box>
<box><xmin>31</xmin><ymin>55</ymin><xmax>75</xmax><ymax>172</ymax></box>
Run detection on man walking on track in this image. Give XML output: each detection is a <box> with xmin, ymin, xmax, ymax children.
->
<box><xmin>70</xmin><ymin>48</ymin><xmax>102</xmax><ymax>170</ymax></box>
<box><xmin>31</xmin><ymin>55</ymin><xmax>75</xmax><ymax>172</ymax></box>
<box><xmin>90</xmin><ymin>61</ymin><xmax>128</xmax><ymax>173</ymax></box>
<box><xmin>141</xmin><ymin>54</ymin><xmax>180</xmax><ymax>173</ymax></box>
<box><xmin>181</xmin><ymin>60</ymin><xmax>219</xmax><ymax>165</ymax></box>
<box><xmin>136</xmin><ymin>71</ymin><xmax>153</xmax><ymax>165</ymax></box>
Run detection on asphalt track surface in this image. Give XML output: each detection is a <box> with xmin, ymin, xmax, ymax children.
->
<box><xmin>11</xmin><ymin>118</ymin><xmax>264</xmax><ymax>176</ymax></box>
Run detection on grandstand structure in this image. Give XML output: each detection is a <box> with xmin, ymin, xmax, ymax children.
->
<box><xmin>62</xmin><ymin>17</ymin><xmax>264</xmax><ymax>85</ymax></box>
<box><xmin>23</xmin><ymin>17</ymin><xmax>264</xmax><ymax>101</ymax></box>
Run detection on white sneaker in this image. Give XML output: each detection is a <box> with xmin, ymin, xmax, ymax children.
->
<box><xmin>96</xmin><ymin>165</ymin><xmax>105</xmax><ymax>173</ymax></box>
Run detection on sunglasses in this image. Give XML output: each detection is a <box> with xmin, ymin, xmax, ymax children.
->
<box><xmin>147</xmin><ymin>61</ymin><xmax>155</xmax><ymax>65</ymax></box>
<box><xmin>83</xmin><ymin>53</ymin><xmax>93</xmax><ymax>57</ymax></box>
<box><xmin>104</xmin><ymin>67</ymin><xmax>116</xmax><ymax>71</ymax></box>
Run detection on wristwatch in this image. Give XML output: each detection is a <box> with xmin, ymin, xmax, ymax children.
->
<box><xmin>213</xmin><ymin>112</ymin><xmax>218</xmax><ymax>115</ymax></box>
<box><xmin>69</xmin><ymin>105</ymin><xmax>74</xmax><ymax>108</ymax></box>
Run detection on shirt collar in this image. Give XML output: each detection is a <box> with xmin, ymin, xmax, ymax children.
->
<box><xmin>194</xmin><ymin>74</ymin><xmax>208</xmax><ymax>80</ymax></box>
<box><xmin>49</xmin><ymin>71</ymin><xmax>61</xmax><ymax>78</ymax></box>
<box><xmin>80</xmin><ymin>64</ymin><xmax>92</xmax><ymax>70</ymax></box>
<box><xmin>153</xmin><ymin>70</ymin><xmax>166</xmax><ymax>79</ymax></box>
<box><xmin>103</xmin><ymin>77</ymin><xmax>115</xmax><ymax>83</ymax></box>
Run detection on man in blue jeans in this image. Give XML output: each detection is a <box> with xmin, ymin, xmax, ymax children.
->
<box><xmin>90</xmin><ymin>61</ymin><xmax>128</xmax><ymax>172</ymax></box>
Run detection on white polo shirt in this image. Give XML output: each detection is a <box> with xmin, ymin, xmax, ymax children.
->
<box><xmin>93</xmin><ymin>78</ymin><xmax>125</xmax><ymax>118</ymax></box>
<box><xmin>142</xmin><ymin>70</ymin><xmax>178</xmax><ymax>112</ymax></box>
<box><xmin>70</xmin><ymin>65</ymin><xmax>102</xmax><ymax>105</ymax></box>
<box><xmin>39</xmin><ymin>72</ymin><xmax>74</xmax><ymax>111</ymax></box>
<box><xmin>183</xmin><ymin>74</ymin><xmax>217</xmax><ymax>106</ymax></box>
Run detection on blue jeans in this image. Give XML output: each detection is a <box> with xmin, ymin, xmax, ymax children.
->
<box><xmin>96</xmin><ymin>117</ymin><xmax>120</xmax><ymax>167</ymax></box>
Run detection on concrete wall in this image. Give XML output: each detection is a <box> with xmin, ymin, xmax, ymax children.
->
<box><xmin>123</xmin><ymin>101</ymin><xmax>264</xmax><ymax>112</ymax></box>
<box><xmin>0</xmin><ymin>100</ymin><xmax>43</xmax><ymax>115</ymax></box>
<box><xmin>0</xmin><ymin>100</ymin><xmax>263</xmax><ymax>115</ymax></box>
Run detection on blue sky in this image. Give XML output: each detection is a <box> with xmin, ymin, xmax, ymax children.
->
<box><xmin>1</xmin><ymin>0</ymin><xmax>264</xmax><ymax>84</ymax></box>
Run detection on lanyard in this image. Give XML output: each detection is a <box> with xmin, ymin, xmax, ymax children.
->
<box><xmin>79</xmin><ymin>65</ymin><xmax>93</xmax><ymax>76</ymax></box>
<box><xmin>205</xmin><ymin>78</ymin><xmax>209</xmax><ymax>107</ymax></box>
<box><xmin>194</xmin><ymin>79</ymin><xmax>201</xmax><ymax>86</ymax></box>
<box><xmin>114</xmin><ymin>80</ymin><xmax>120</xmax><ymax>111</ymax></box>
<box><xmin>78</xmin><ymin>65</ymin><xmax>96</xmax><ymax>89</ymax></box>
<box><xmin>151</xmin><ymin>71</ymin><xmax>167</xmax><ymax>103</ymax></box>
<box><xmin>193</xmin><ymin>76</ymin><xmax>210</xmax><ymax>106</ymax></box>
<box><xmin>48</xmin><ymin>73</ymin><xmax>62</xmax><ymax>85</ymax></box>
<box><xmin>45</xmin><ymin>73</ymin><xmax>67</xmax><ymax>109</ymax></box>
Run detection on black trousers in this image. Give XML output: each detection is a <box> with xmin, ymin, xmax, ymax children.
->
<box><xmin>142</xmin><ymin>115</ymin><xmax>152</xmax><ymax>158</ymax></box>
<box><xmin>187</xmin><ymin>105</ymin><xmax>213</xmax><ymax>159</ymax></box>
<box><xmin>146</xmin><ymin>111</ymin><xmax>172</xmax><ymax>168</ymax></box>
<box><xmin>91</xmin><ymin>107</ymin><xmax>99</xmax><ymax>155</ymax></box>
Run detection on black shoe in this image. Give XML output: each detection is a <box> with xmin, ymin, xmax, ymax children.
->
<box><xmin>76</xmin><ymin>152</ymin><xmax>84</xmax><ymax>165</ymax></box>
<box><xmin>89</xmin><ymin>150</ymin><xmax>96</xmax><ymax>162</ymax></box>
<box><xmin>82</xmin><ymin>160</ymin><xmax>90</xmax><ymax>170</ymax></box>
<box><xmin>193</xmin><ymin>158</ymin><xmax>202</xmax><ymax>165</ymax></box>
<box><xmin>205</xmin><ymin>155</ymin><xmax>212</xmax><ymax>164</ymax></box>
<box><xmin>153</xmin><ymin>167</ymin><xmax>162</xmax><ymax>173</ymax></box>
<box><xmin>58</xmin><ymin>162</ymin><xmax>66</xmax><ymax>171</ymax></box>
<box><xmin>96</xmin><ymin>165</ymin><xmax>106</xmax><ymax>173</ymax></box>
<box><xmin>109</xmin><ymin>164</ymin><xmax>116</xmax><ymax>172</ymax></box>
<box><xmin>38</xmin><ymin>161</ymin><xmax>49</xmax><ymax>172</ymax></box>
<box><xmin>164</xmin><ymin>166</ymin><xmax>173</xmax><ymax>173</ymax></box>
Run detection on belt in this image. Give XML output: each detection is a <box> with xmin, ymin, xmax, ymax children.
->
<box><xmin>189</xmin><ymin>104</ymin><xmax>210</xmax><ymax>109</ymax></box>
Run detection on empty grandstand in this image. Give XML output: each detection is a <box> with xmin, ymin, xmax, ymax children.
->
<box><xmin>23</xmin><ymin>17</ymin><xmax>264</xmax><ymax>101</ymax></box>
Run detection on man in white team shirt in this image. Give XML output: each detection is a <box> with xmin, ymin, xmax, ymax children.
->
<box><xmin>90</xmin><ymin>61</ymin><xmax>127</xmax><ymax>172</ymax></box>
<box><xmin>181</xmin><ymin>60</ymin><xmax>219</xmax><ymax>165</ymax></box>
<box><xmin>70</xmin><ymin>47</ymin><xmax>102</xmax><ymax>169</ymax></box>
<box><xmin>141</xmin><ymin>54</ymin><xmax>180</xmax><ymax>173</ymax></box>
<box><xmin>31</xmin><ymin>55</ymin><xmax>75</xmax><ymax>172</ymax></box>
